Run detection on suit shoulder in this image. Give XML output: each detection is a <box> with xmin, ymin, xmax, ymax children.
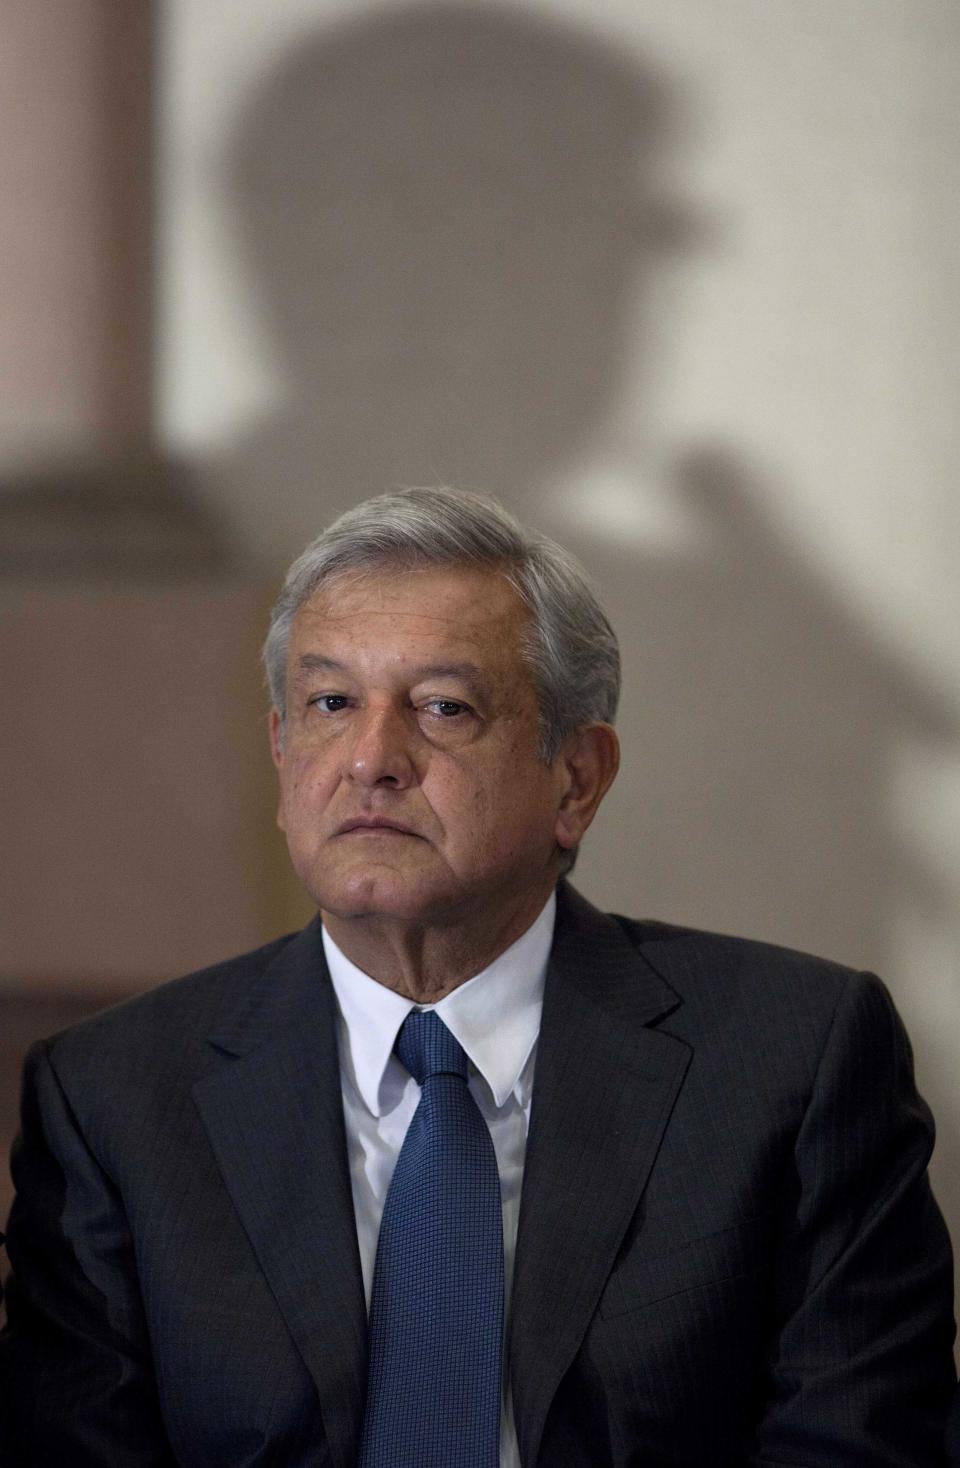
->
<box><xmin>557</xmin><ymin>882</ymin><xmax>872</xmax><ymax>1013</ymax></box>
<box><xmin>606</xmin><ymin>912</ymin><xmax>908</xmax><ymax>1088</ymax></box>
<box><xmin>610</xmin><ymin>911</ymin><xmax>878</xmax><ymax>1010</ymax></box>
<box><xmin>617</xmin><ymin>912</ymin><xmax>856</xmax><ymax>969</ymax></box>
<box><xmin>42</xmin><ymin>930</ymin><xmax>302</xmax><ymax>1067</ymax></box>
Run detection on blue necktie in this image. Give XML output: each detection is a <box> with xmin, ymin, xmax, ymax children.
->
<box><xmin>359</xmin><ymin>1009</ymin><xmax>504</xmax><ymax>1468</ymax></box>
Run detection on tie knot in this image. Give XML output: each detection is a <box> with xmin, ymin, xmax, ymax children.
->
<box><xmin>395</xmin><ymin>1010</ymin><xmax>468</xmax><ymax>1086</ymax></box>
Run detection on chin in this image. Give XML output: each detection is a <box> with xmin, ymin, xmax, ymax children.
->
<box><xmin>309</xmin><ymin>867</ymin><xmax>450</xmax><ymax>924</ymax></box>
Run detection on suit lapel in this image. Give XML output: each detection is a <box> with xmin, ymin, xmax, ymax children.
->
<box><xmin>192</xmin><ymin>921</ymin><xmax>367</xmax><ymax>1468</ymax></box>
<box><xmin>510</xmin><ymin>885</ymin><xmax>692</xmax><ymax>1467</ymax></box>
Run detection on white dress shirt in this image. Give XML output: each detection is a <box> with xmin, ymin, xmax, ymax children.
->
<box><xmin>322</xmin><ymin>892</ymin><xmax>555</xmax><ymax>1468</ymax></box>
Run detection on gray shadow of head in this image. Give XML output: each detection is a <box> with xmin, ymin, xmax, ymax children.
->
<box><xmin>224</xmin><ymin>2</ymin><xmax>693</xmax><ymax>495</ymax></box>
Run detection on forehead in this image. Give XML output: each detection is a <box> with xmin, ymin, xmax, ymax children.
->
<box><xmin>289</xmin><ymin>564</ymin><xmax>531</xmax><ymax>664</ymax></box>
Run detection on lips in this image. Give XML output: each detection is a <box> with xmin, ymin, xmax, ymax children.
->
<box><xmin>335</xmin><ymin>817</ymin><xmax>420</xmax><ymax>837</ymax></box>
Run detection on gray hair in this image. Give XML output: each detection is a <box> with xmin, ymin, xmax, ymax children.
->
<box><xmin>264</xmin><ymin>487</ymin><xmax>620</xmax><ymax>762</ymax></box>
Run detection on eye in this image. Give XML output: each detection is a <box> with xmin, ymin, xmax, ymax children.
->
<box><xmin>423</xmin><ymin>699</ymin><xmax>468</xmax><ymax>718</ymax></box>
<box><xmin>309</xmin><ymin>693</ymin><xmax>350</xmax><ymax>714</ymax></box>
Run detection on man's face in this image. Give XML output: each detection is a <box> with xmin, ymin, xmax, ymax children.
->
<box><xmin>271</xmin><ymin>565</ymin><xmax>573</xmax><ymax>933</ymax></box>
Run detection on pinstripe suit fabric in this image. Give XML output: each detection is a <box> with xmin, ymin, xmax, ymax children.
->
<box><xmin>0</xmin><ymin>882</ymin><xmax>955</xmax><ymax>1466</ymax></box>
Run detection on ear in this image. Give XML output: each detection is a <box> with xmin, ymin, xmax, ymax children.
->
<box><xmin>269</xmin><ymin>708</ymin><xmax>285</xmax><ymax>769</ymax></box>
<box><xmin>269</xmin><ymin>709</ymin><xmax>287</xmax><ymax>832</ymax></box>
<box><xmin>554</xmin><ymin>723</ymin><xmax>620</xmax><ymax>853</ymax></box>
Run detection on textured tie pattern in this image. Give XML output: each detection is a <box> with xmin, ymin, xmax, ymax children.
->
<box><xmin>359</xmin><ymin>1010</ymin><xmax>504</xmax><ymax>1468</ymax></box>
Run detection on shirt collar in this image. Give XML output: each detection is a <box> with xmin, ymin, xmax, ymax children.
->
<box><xmin>323</xmin><ymin>891</ymin><xmax>555</xmax><ymax>1115</ymax></box>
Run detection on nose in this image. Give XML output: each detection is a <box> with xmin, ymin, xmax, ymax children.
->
<box><xmin>344</xmin><ymin>702</ymin><xmax>416</xmax><ymax>788</ymax></box>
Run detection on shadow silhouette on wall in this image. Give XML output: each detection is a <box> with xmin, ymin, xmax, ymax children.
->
<box><xmin>215</xmin><ymin>2</ymin><xmax>682</xmax><ymax>555</ymax></box>
<box><xmin>211</xmin><ymin>3</ymin><xmax>959</xmax><ymax>1215</ymax></box>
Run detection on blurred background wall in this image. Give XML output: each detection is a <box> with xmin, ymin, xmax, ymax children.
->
<box><xmin>2</xmin><ymin>0</ymin><xmax>959</xmax><ymax>1319</ymax></box>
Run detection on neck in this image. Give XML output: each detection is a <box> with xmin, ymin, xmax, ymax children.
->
<box><xmin>321</xmin><ymin>886</ymin><xmax>555</xmax><ymax>1003</ymax></box>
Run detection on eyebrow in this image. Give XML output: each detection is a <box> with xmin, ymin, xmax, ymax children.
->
<box><xmin>292</xmin><ymin>654</ymin><xmax>489</xmax><ymax>697</ymax></box>
<box><xmin>293</xmin><ymin>655</ymin><xmax>347</xmax><ymax>677</ymax></box>
<box><xmin>409</xmin><ymin>662</ymin><xmax>488</xmax><ymax>695</ymax></box>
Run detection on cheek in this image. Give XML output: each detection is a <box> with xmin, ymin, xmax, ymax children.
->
<box><xmin>420</xmin><ymin>763</ymin><xmax>488</xmax><ymax>843</ymax></box>
<box><xmin>280</xmin><ymin>752</ymin><xmax>332</xmax><ymax>816</ymax></box>
<box><xmin>433</xmin><ymin>755</ymin><xmax>553</xmax><ymax>854</ymax></box>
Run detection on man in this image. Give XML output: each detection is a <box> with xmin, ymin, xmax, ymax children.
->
<box><xmin>949</xmin><ymin>1386</ymin><xmax>960</xmax><ymax>1467</ymax></box>
<box><xmin>1</xmin><ymin>487</ymin><xmax>955</xmax><ymax>1465</ymax></box>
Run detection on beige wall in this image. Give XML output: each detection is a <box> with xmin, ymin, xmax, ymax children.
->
<box><xmin>1</xmin><ymin>0</ymin><xmax>957</xmax><ymax>1315</ymax></box>
<box><xmin>0</xmin><ymin>0</ymin><xmax>152</xmax><ymax>450</ymax></box>
<box><xmin>0</xmin><ymin>0</ymin><xmax>280</xmax><ymax>991</ymax></box>
<box><xmin>155</xmin><ymin>0</ymin><xmax>960</xmax><ymax>1275</ymax></box>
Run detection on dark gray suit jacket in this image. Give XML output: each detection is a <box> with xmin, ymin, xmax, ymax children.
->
<box><xmin>1</xmin><ymin>883</ymin><xmax>955</xmax><ymax>1465</ymax></box>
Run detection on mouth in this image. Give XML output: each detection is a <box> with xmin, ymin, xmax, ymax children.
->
<box><xmin>335</xmin><ymin>818</ymin><xmax>421</xmax><ymax>838</ymax></box>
